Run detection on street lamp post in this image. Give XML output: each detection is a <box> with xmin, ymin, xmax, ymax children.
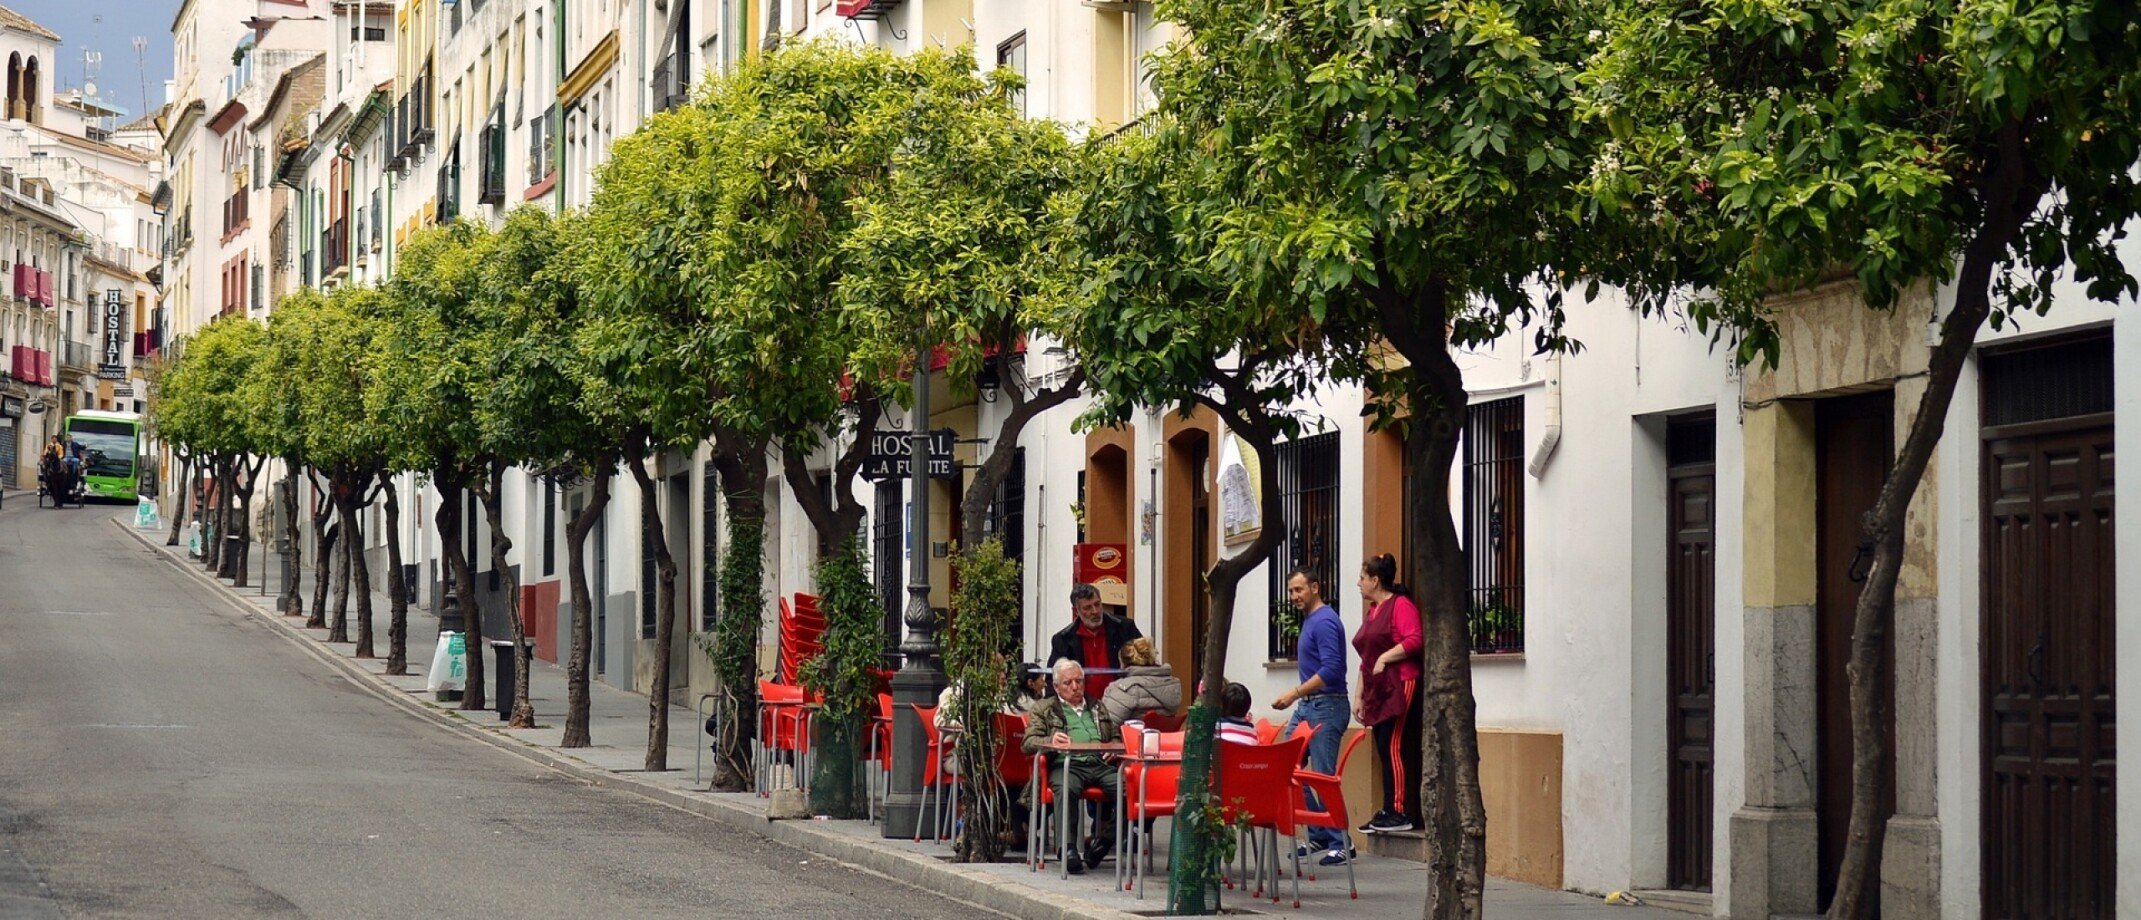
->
<box><xmin>882</xmin><ymin>337</ymin><xmax>945</xmax><ymax>840</ymax></box>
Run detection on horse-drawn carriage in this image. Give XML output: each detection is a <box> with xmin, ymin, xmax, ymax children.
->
<box><xmin>38</xmin><ymin>452</ymin><xmax>84</xmax><ymax>508</ymax></box>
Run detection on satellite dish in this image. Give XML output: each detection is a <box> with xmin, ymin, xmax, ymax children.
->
<box><xmin>83</xmin><ymin>81</ymin><xmax>98</xmax><ymax>99</ymax></box>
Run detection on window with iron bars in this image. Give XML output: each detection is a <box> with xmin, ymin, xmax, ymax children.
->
<box><xmin>1268</xmin><ymin>431</ymin><xmax>1340</xmax><ymax>660</ymax></box>
<box><xmin>436</xmin><ymin>138</ymin><xmax>461</xmax><ymax>223</ymax></box>
<box><xmin>478</xmin><ymin>109</ymin><xmax>505</xmax><ymax>204</ymax></box>
<box><xmin>873</xmin><ymin>480</ymin><xmax>903</xmax><ymax>664</ymax></box>
<box><xmin>1464</xmin><ymin>396</ymin><xmax>1525</xmax><ymax>654</ymax></box>
<box><xmin>527</xmin><ymin>105</ymin><xmax>556</xmax><ymax>187</ymax></box>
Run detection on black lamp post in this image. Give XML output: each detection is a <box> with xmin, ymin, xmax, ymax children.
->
<box><xmin>882</xmin><ymin>336</ymin><xmax>946</xmax><ymax>839</ymax></box>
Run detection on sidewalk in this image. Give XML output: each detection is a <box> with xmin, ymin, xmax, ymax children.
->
<box><xmin>118</xmin><ymin>515</ymin><xmax>1685</xmax><ymax>920</ymax></box>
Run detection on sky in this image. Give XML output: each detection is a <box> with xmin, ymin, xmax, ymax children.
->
<box><xmin>7</xmin><ymin>0</ymin><xmax>178</xmax><ymax>123</ymax></box>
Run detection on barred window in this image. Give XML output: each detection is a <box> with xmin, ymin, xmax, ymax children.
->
<box><xmin>1268</xmin><ymin>431</ymin><xmax>1340</xmax><ymax>660</ymax></box>
<box><xmin>1464</xmin><ymin>397</ymin><xmax>1525</xmax><ymax>654</ymax></box>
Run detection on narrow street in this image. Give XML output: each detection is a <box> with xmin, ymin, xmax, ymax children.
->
<box><xmin>0</xmin><ymin>500</ymin><xmax>998</xmax><ymax>920</ymax></box>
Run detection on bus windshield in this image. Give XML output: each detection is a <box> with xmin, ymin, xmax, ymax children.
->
<box><xmin>68</xmin><ymin>420</ymin><xmax>136</xmax><ymax>479</ymax></box>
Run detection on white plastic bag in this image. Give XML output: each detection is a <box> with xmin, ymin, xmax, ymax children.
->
<box><xmin>426</xmin><ymin>632</ymin><xmax>467</xmax><ymax>693</ymax></box>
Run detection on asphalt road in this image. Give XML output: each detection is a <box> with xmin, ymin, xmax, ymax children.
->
<box><xmin>0</xmin><ymin>500</ymin><xmax>998</xmax><ymax>920</ymax></box>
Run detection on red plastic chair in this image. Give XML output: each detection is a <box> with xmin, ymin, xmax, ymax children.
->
<box><xmin>756</xmin><ymin>681</ymin><xmax>811</xmax><ymax>795</ymax></box>
<box><xmin>1294</xmin><ymin>730</ymin><xmax>1371</xmax><ymax>896</ymax></box>
<box><xmin>1029</xmin><ymin>746</ymin><xmax>1114</xmax><ymax>874</ymax></box>
<box><xmin>1139</xmin><ymin>708</ymin><xmax>1185</xmax><ymax>732</ymax></box>
<box><xmin>866</xmin><ymin>692</ymin><xmax>896</xmax><ymax>823</ymax></box>
<box><xmin>1217</xmin><ymin>737</ymin><xmax>1308</xmax><ymax>906</ymax></box>
<box><xmin>912</xmin><ymin>704</ymin><xmax>958</xmax><ymax>842</ymax></box>
<box><xmin>1116</xmin><ymin>727</ymin><xmax>1183</xmax><ymax>895</ymax></box>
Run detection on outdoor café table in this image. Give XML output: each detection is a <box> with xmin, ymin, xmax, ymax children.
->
<box><xmin>1037</xmin><ymin>739</ymin><xmax>1124</xmax><ymax>879</ymax></box>
<box><xmin>1115</xmin><ymin>739</ymin><xmax>1183</xmax><ymax>898</ymax></box>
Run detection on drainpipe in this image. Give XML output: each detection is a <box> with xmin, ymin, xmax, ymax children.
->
<box><xmin>1526</xmin><ymin>350</ymin><xmax>1562</xmax><ymax>479</ymax></box>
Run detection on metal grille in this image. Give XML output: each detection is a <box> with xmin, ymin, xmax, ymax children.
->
<box><xmin>542</xmin><ymin>479</ymin><xmax>557</xmax><ymax>577</ymax></box>
<box><xmin>1268</xmin><ymin>431</ymin><xmax>1341</xmax><ymax>660</ymax></box>
<box><xmin>640</xmin><ymin>509</ymin><xmax>657</xmax><ymax>639</ymax></box>
<box><xmin>873</xmin><ymin>480</ymin><xmax>903</xmax><ymax>657</ymax></box>
<box><xmin>1465</xmin><ymin>397</ymin><xmax>1525</xmax><ymax>654</ymax></box>
<box><xmin>1983</xmin><ymin>334</ymin><xmax>2114</xmax><ymax>428</ymax></box>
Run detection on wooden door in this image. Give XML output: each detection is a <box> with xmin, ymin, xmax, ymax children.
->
<box><xmin>1815</xmin><ymin>392</ymin><xmax>1897</xmax><ymax>911</ymax></box>
<box><xmin>1982</xmin><ymin>420</ymin><xmax>2116</xmax><ymax>917</ymax></box>
<box><xmin>1666</xmin><ymin>413</ymin><xmax>1717</xmax><ymax>892</ymax></box>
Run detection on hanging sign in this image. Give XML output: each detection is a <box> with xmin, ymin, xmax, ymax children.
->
<box><xmin>861</xmin><ymin>428</ymin><xmax>956</xmax><ymax>481</ymax></box>
<box><xmin>97</xmin><ymin>289</ymin><xmax>128</xmax><ymax>380</ymax></box>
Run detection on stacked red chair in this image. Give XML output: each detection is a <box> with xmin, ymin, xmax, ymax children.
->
<box><xmin>778</xmin><ymin>593</ymin><xmax>826</xmax><ymax>685</ymax></box>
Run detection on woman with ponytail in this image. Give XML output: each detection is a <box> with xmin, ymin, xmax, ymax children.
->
<box><xmin>1352</xmin><ymin>553</ymin><xmax>1423</xmax><ymax>833</ymax></box>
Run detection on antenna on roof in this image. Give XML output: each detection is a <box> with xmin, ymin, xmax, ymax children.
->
<box><xmin>132</xmin><ymin>37</ymin><xmax>149</xmax><ymax>121</ymax></box>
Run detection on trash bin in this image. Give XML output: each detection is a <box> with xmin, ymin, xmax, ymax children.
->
<box><xmin>220</xmin><ymin>534</ymin><xmax>245</xmax><ymax>579</ymax></box>
<box><xmin>491</xmin><ymin>639</ymin><xmax>534</xmax><ymax>721</ymax></box>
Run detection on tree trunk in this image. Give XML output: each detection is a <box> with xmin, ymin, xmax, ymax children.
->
<box><xmin>707</xmin><ymin>436</ymin><xmax>769</xmax><ymax>791</ymax></box>
<box><xmin>562</xmin><ymin>472</ymin><xmax>613</xmax><ymax>748</ymax></box>
<box><xmin>959</xmin><ymin>369</ymin><xmax>1083</xmax><ymax>551</ymax></box>
<box><xmin>329</xmin><ymin>500</ymin><xmax>353</xmax><ymax>644</ymax></box>
<box><xmin>382</xmin><ymin>473</ymin><xmax>408</xmax><ymax>674</ymax></box>
<box><xmin>781</xmin><ymin>392</ymin><xmax>880</xmax><ymax>558</ymax></box>
<box><xmin>478</xmin><ymin>464</ymin><xmax>536</xmax><ymax>728</ymax></box>
<box><xmin>1166</xmin><ymin>387</ymin><xmax>1287</xmax><ymax>915</ymax></box>
<box><xmin>337</xmin><ymin>480</ymin><xmax>376</xmax><ymax>658</ymax></box>
<box><xmin>308</xmin><ymin>471</ymin><xmax>336</xmax><ymax>629</ymax></box>
<box><xmin>437</xmin><ymin>475</ymin><xmax>487</xmax><ymax>713</ymax></box>
<box><xmin>629</xmin><ymin>453</ymin><xmax>681</xmax><ymax>771</ymax></box>
<box><xmin>280</xmin><ymin>469</ymin><xmax>303</xmax><ymax>615</ymax></box>
<box><xmin>203</xmin><ymin>455</ymin><xmax>227</xmax><ymax>573</ymax></box>
<box><xmin>1826</xmin><ymin>133</ymin><xmax>2041</xmax><ymax>919</ymax></box>
<box><xmin>1368</xmin><ymin>278</ymin><xmax>1488</xmax><ymax>920</ymax></box>
<box><xmin>230</xmin><ymin>459</ymin><xmax>260</xmax><ymax>588</ymax></box>
<box><xmin>164</xmin><ymin>452</ymin><xmax>190</xmax><ymax>546</ymax></box>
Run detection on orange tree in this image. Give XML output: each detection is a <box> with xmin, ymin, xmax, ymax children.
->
<box><xmin>1581</xmin><ymin>2</ymin><xmax>2141</xmax><ymax>914</ymax></box>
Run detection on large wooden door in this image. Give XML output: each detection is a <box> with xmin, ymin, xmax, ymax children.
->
<box><xmin>1981</xmin><ymin>335</ymin><xmax>2116</xmax><ymax>918</ymax></box>
<box><xmin>1815</xmin><ymin>392</ymin><xmax>1897</xmax><ymax>911</ymax></box>
<box><xmin>1666</xmin><ymin>414</ymin><xmax>1717</xmax><ymax>892</ymax></box>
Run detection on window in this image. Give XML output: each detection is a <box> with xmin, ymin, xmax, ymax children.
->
<box><xmin>351</xmin><ymin>25</ymin><xmax>388</xmax><ymax>41</ymax></box>
<box><xmin>1268</xmin><ymin>431</ymin><xmax>1340</xmax><ymax>660</ymax></box>
<box><xmin>1463</xmin><ymin>396</ymin><xmax>1525</xmax><ymax>654</ymax></box>
<box><xmin>477</xmin><ymin>108</ymin><xmax>505</xmax><ymax>204</ymax></box>
<box><xmin>996</xmin><ymin>32</ymin><xmax>1028</xmax><ymax>116</ymax></box>
<box><xmin>873</xmin><ymin>480</ymin><xmax>903</xmax><ymax>655</ymax></box>
<box><xmin>543</xmin><ymin>479</ymin><xmax>557</xmax><ymax>577</ymax></box>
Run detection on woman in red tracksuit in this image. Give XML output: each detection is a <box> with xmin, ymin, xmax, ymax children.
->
<box><xmin>1352</xmin><ymin>553</ymin><xmax>1423</xmax><ymax>833</ymax></box>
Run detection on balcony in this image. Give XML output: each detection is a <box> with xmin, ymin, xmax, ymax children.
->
<box><xmin>61</xmin><ymin>340</ymin><xmax>92</xmax><ymax>373</ymax></box>
<box><xmin>321</xmin><ymin>217</ymin><xmax>349</xmax><ymax>278</ymax></box>
<box><xmin>836</xmin><ymin>0</ymin><xmax>905</xmax><ymax>20</ymax></box>
<box><xmin>526</xmin><ymin>105</ymin><xmax>557</xmax><ymax>189</ymax></box>
<box><xmin>652</xmin><ymin>50</ymin><xmax>688</xmax><ymax>113</ymax></box>
<box><xmin>478</xmin><ymin>119</ymin><xmax>505</xmax><ymax>205</ymax></box>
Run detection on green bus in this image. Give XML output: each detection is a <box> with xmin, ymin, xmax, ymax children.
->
<box><xmin>65</xmin><ymin>410</ymin><xmax>143</xmax><ymax>502</ymax></box>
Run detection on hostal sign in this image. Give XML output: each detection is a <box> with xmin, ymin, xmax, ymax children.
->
<box><xmin>97</xmin><ymin>289</ymin><xmax>128</xmax><ymax>380</ymax></box>
<box><xmin>861</xmin><ymin>428</ymin><xmax>956</xmax><ymax>481</ymax></box>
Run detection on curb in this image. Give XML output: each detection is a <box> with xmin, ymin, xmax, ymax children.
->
<box><xmin>112</xmin><ymin>517</ymin><xmax>1143</xmax><ymax>920</ymax></box>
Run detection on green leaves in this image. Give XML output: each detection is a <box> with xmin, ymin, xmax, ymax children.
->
<box><xmin>1583</xmin><ymin>0</ymin><xmax>2141</xmax><ymax>363</ymax></box>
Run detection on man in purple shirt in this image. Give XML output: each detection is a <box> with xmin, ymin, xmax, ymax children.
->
<box><xmin>1271</xmin><ymin>567</ymin><xmax>1351</xmax><ymax>863</ymax></box>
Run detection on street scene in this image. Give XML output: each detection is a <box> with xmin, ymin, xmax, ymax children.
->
<box><xmin>0</xmin><ymin>0</ymin><xmax>2135</xmax><ymax>918</ymax></box>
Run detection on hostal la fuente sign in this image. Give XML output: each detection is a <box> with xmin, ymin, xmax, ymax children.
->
<box><xmin>98</xmin><ymin>289</ymin><xmax>128</xmax><ymax>380</ymax></box>
<box><xmin>861</xmin><ymin>428</ymin><xmax>956</xmax><ymax>481</ymax></box>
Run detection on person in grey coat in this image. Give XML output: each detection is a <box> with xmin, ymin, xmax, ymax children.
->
<box><xmin>1098</xmin><ymin>637</ymin><xmax>1182</xmax><ymax>726</ymax></box>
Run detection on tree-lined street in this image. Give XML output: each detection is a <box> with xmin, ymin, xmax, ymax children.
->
<box><xmin>0</xmin><ymin>503</ymin><xmax>993</xmax><ymax>920</ymax></box>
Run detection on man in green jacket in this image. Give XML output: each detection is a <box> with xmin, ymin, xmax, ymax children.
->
<box><xmin>1023</xmin><ymin>659</ymin><xmax>1119</xmax><ymax>873</ymax></box>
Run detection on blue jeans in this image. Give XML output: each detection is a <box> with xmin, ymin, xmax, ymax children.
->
<box><xmin>1282</xmin><ymin>693</ymin><xmax>1349</xmax><ymax>851</ymax></box>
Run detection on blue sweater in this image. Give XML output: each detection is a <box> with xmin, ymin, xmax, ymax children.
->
<box><xmin>1295</xmin><ymin>604</ymin><xmax>1347</xmax><ymax>696</ymax></box>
